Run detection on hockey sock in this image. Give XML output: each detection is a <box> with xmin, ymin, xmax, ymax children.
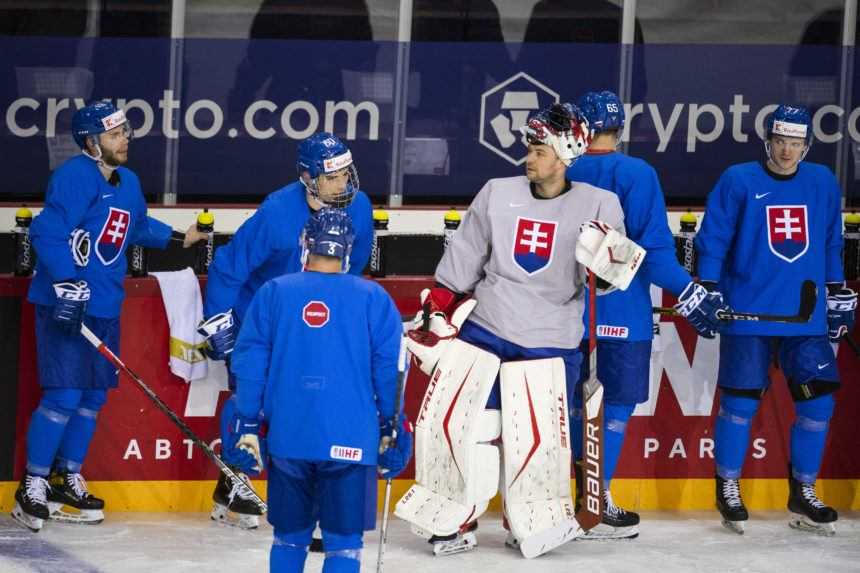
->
<box><xmin>714</xmin><ymin>393</ymin><xmax>760</xmax><ymax>479</ymax></box>
<box><xmin>25</xmin><ymin>389</ymin><xmax>82</xmax><ymax>476</ymax></box>
<box><xmin>55</xmin><ymin>389</ymin><xmax>107</xmax><ymax>473</ymax></box>
<box><xmin>790</xmin><ymin>395</ymin><xmax>834</xmax><ymax>483</ymax></box>
<box><xmin>271</xmin><ymin>527</ymin><xmax>313</xmax><ymax>573</ymax></box>
<box><xmin>321</xmin><ymin>531</ymin><xmax>362</xmax><ymax>573</ymax></box>
<box><xmin>603</xmin><ymin>402</ymin><xmax>635</xmax><ymax>486</ymax></box>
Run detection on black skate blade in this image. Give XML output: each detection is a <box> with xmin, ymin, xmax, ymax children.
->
<box><xmin>721</xmin><ymin>518</ymin><xmax>745</xmax><ymax>535</ymax></box>
<box><xmin>789</xmin><ymin>515</ymin><xmax>836</xmax><ymax>537</ymax></box>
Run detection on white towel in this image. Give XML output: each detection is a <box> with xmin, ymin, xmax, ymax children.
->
<box><xmin>151</xmin><ymin>268</ymin><xmax>209</xmax><ymax>383</ymax></box>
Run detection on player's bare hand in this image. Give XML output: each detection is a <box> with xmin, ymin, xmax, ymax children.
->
<box><xmin>183</xmin><ymin>223</ymin><xmax>208</xmax><ymax>248</ymax></box>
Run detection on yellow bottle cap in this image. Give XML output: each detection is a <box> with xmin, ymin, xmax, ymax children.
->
<box><xmin>846</xmin><ymin>212</ymin><xmax>860</xmax><ymax>225</ymax></box>
<box><xmin>444</xmin><ymin>209</ymin><xmax>461</xmax><ymax>223</ymax></box>
<box><xmin>373</xmin><ymin>209</ymin><xmax>389</xmax><ymax>222</ymax></box>
<box><xmin>197</xmin><ymin>209</ymin><xmax>214</xmax><ymax>225</ymax></box>
<box><xmin>680</xmin><ymin>211</ymin><xmax>697</xmax><ymax>225</ymax></box>
<box><xmin>15</xmin><ymin>206</ymin><xmax>33</xmax><ymax>219</ymax></box>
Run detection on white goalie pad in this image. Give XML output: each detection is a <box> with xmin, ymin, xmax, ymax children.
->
<box><xmin>395</xmin><ymin>339</ymin><xmax>501</xmax><ymax>537</ymax></box>
<box><xmin>501</xmin><ymin>358</ymin><xmax>582</xmax><ymax>558</ymax></box>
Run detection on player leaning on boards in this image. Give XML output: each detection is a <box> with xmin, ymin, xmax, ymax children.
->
<box><xmin>566</xmin><ymin>90</ymin><xmax>730</xmax><ymax>540</ymax></box>
<box><xmin>225</xmin><ymin>209</ymin><xmax>412</xmax><ymax>573</ymax></box>
<box><xmin>12</xmin><ymin>101</ymin><xmax>207</xmax><ymax>532</ymax></box>
<box><xmin>196</xmin><ymin>133</ymin><xmax>373</xmax><ymax>529</ymax></box>
<box><xmin>696</xmin><ymin>104</ymin><xmax>857</xmax><ymax>536</ymax></box>
<box><xmin>397</xmin><ymin>102</ymin><xmax>635</xmax><ymax>559</ymax></box>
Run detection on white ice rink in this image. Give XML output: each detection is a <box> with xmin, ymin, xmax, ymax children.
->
<box><xmin>0</xmin><ymin>512</ymin><xmax>858</xmax><ymax>573</ymax></box>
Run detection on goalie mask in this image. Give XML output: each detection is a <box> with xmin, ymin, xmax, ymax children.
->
<box><xmin>300</xmin><ymin>207</ymin><xmax>355</xmax><ymax>271</ymax></box>
<box><xmin>297</xmin><ymin>132</ymin><xmax>360</xmax><ymax>208</ymax></box>
<box><xmin>519</xmin><ymin>103</ymin><xmax>592</xmax><ymax>167</ymax></box>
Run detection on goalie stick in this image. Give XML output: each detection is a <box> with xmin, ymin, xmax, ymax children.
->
<box><xmin>653</xmin><ymin>280</ymin><xmax>817</xmax><ymax>324</ymax></box>
<box><xmin>79</xmin><ymin>324</ymin><xmax>267</xmax><ymax>513</ymax></box>
<box><xmin>575</xmin><ymin>271</ymin><xmax>604</xmax><ymax>531</ymax></box>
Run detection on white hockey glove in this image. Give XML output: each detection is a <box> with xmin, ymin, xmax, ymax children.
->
<box><xmin>575</xmin><ymin>220</ymin><xmax>646</xmax><ymax>292</ymax></box>
<box><xmin>406</xmin><ymin>288</ymin><xmax>477</xmax><ymax>375</ymax></box>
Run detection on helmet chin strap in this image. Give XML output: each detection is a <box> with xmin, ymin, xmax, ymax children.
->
<box><xmin>82</xmin><ymin>141</ymin><xmax>120</xmax><ymax>173</ymax></box>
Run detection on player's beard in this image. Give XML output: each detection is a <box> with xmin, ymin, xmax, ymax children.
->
<box><xmin>100</xmin><ymin>146</ymin><xmax>128</xmax><ymax>168</ymax></box>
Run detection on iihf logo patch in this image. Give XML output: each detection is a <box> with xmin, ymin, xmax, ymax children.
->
<box><xmin>303</xmin><ymin>301</ymin><xmax>330</xmax><ymax>328</ymax></box>
<box><xmin>95</xmin><ymin>207</ymin><xmax>131</xmax><ymax>266</ymax></box>
<box><xmin>512</xmin><ymin>216</ymin><xmax>557</xmax><ymax>275</ymax></box>
<box><xmin>767</xmin><ymin>205</ymin><xmax>808</xmax><ymax>263</ymax></box>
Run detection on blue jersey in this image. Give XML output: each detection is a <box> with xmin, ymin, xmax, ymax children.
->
<box><xmin>567</xmin><ymin>151</ymin><xmax>691</xmax><ymax>341</ymax></box>
<box><xmin>28</xmin><ymin>155</ymin><xmax>172</xmax><ymax>318</ymax></box>
<box><xmin>203</xmin><ymin>181</ymin><xmax>373</xmax><ymax>321</ymax></box>
<box><xmin>695</xmin><ymin>161</ymin><xmax>843</xmax><ymax>336</ymax></box>
<box><xmin>231</xmin><ymin>271</ymin><xmax>402</xmax><ymax>466</ymax></box>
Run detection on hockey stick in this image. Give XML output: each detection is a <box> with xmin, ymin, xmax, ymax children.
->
<box><xmin>79</xmin><ymin>323</ymin><xmax>267</xmax><ymax>513</ymax></box>
<box><xmin>653</xmin><ymin>280</ymin><xmax>817</xmax><ymax>323</ymax></box>
<box><xmin>575</xmin><ymin>271</ymin><xmax>604</xmax><ymax>531</ymax></box>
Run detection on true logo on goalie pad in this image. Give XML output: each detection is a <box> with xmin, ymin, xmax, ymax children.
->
<box><xmin>766</xmin><ymin>205</ymin><xmax>808</xmax><ymax>263</ymax></box>
<box><xmin>302</xmin><ymin>301</ymin><xmax>330</xmax><ymax>328</ymax></box>
<box><xmin>512</xmin><ymin>216</ymin><xmax>557</xmax><ymax>275</ymax></box>
<box><xmin>95</xmin><ymin>207</ymin><xmax>131</xmax><ymax>266</ymax></box>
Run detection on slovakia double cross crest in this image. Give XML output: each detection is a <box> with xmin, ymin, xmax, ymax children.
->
<box><xmin>512</xmin><ymin>216</ymin><xmax>557</xmax><ymax>275</ymax></box>
<box><xmin>766</xmin><ymin>205</ymin><xmax>808</xmax><ymax>263</ymax></box>
<box><xmin>96</xmin><ymin>207</ymin><xmax>131</xmax><ymax>265</ymax></box>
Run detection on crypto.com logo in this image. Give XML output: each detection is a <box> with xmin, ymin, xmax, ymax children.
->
<box><xmin>479</xmin><ymin>72</ymin><xmax>559</xmax><ymax>165</ymax></box>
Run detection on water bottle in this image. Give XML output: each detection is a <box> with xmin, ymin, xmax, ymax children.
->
<box><xmin>129</xmin><ymin>245</ymin><xmax>148</xmax><ymax>277</ymax></box>
<box><xmin>844</xmin><ymin>212</ymin><xmax>860</xmax><ymax>281</ymax></box>
<box><xmin>675</xmin><ymin>211</ymin><xmax>698</xmax><ymax>275</ymax></box>
<box><xmin>13</xmin><ymin>206</ymin><xmax>34</xmax><ymax>277</ymax></box>
<box><xmin>443</xmin><ymin>209</ymin><xmax>461</xmax><ymax>253</ymax></box>
<box><xmin>369</xmin><ymin>208</ymin><xmax>389</xmax><ymax>277</ymax></box>
<box><xmin>195</xmin><ymin>208</ymin><xmax>215</xmax><ymax>275</ymax></box>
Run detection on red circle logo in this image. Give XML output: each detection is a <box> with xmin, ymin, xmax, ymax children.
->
<box><xmin>303</xmin><ymin>301</ymin><xmax>330</xmax><ymax>328</ymax></box>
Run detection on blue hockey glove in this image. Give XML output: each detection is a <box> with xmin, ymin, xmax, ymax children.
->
<box><xmin>52</xmin><ymin>280</ymin><xmax>90</xmax><ymax>334</ymax></box>
<box><xmin>197</xmin><ymin>310</ymin><xmax>237</xmax><ymax>361</ymax></box>
<box><xmin>826</xmin><ymin>285</ymin><xmax>857</xmax><ymax>343</ymax></box>
<box><xmin>223</xmin><ymin>410</ymin><xmax>266</xmax><ymax>475</ymax></box>
<box><xmin>674</xmin><ymin>281</ymin><xmax>729</xmax><ymax>339</ymax></box>
<box><xmin>378</xmin><ymin>417</ymin><xmax>413</xmax><ymax>479</ymax></box>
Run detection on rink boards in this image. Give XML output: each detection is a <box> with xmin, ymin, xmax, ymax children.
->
<box><xmin>1</xmin><ymin>275</ymin><xmax>858</xmax><ymax>512</ymax></box>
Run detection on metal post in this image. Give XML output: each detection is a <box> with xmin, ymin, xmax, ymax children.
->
<box><xmin>617</xmin><ymin>0</ymin><xmax>637</xmax><ymax>154</ymax></box>
<box><xmin>836</xmin><ymin>0</ymin><xmax>857</xmax><ymax>204</ymax></box>
<box><xmin>387</xmin><ymin>0</ymin><xmax>414</xmax><ymax>207</ymax></box>
<box><xmin>162</xmin><ymin>0</ymin><xmax>186</xmax><ymax>205</ymax></box>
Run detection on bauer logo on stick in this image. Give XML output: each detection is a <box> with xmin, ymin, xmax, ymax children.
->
<box><xmin>512</xmin><ymin>216</ymin><xmax>557</xmax><ymax>275</ymax></box>
<box><xmin>767</xmin><ymin>205</ymin><xmax>808</xmax><ymax>263</ymax></box>
<box><xmin>95</xmin><ymin>206</ymin><xmax>131</xmax><ymax>265</ymax></box>
<box><xmin>303</xmin><ymin>301</ymin><xmax>330</xmax><ymax>328</ymax></box>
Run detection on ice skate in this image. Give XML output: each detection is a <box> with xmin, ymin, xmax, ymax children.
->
<box><xmin>11</xmin><ymin>474</ymin><xmax>50</xmax><ymax>532</ymax></box>
<box><xmin>47</xmin><ymin>471</ymin><xmax>105</xmax><ymax>525</ymax></box>
<box><xmin>716</xmin><ymin>475</ymin><xmax>748</xmax><ymax>535</ymax></box>
<box><xmin>211</xmin><ymin>470</ymin><xmax>264</xmax><ymax>530</ymax></box>
<box><xmin>580</xmin><ymin>489</ymin><xmax>640</xmax><ymax>540</ymax></box>
<box><xmin>787</xmin><ymin>472</ymin><xmax>837</xmax><ymax>536</ymax></box>
<box><xmin>413</xmin><ymin>521</ymin><xmax>478</xmax><ymax>556</ymax></box>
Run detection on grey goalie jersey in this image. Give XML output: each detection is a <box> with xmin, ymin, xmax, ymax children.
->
<box><xmin>436</xmin><ymin>175</ymin><xmax>624</xmax><ymax>349</ymax></box>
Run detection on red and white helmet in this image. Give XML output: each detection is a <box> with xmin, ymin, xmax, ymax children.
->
<box><xmin>519</xmin><ymin>103</ymin><xmax>592</xmax><ymax>166</ymax></box>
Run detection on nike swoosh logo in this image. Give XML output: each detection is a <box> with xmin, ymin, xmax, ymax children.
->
<box><xmin>102</xmin><ymin>194</ymin><xmax>114</xmax><ymax>199</ymax></box>
<box><xmin>817</xmin><ymin>363</ymin><xmax>829</xmax><ymax>370</ymax></box>
<box><xmin>509</xmin><ymin>202</ymin><xmax>525</xmax><ymax>207</ymax></box>
<box><xmin>754</xmin><ymin>192</ymin><xmax>771</xmax><ymax>199</ymax></box>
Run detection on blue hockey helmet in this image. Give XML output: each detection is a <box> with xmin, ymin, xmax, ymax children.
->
<box><xmin>577</xmin><ymin>90</ymin><xmax>625</xmax><ymax>134</ymax></box>
<box><xmin>296</xmin><ymin>132</ymin><xmax>359</xmax><ymax>208</ymax></box>
<box><xmin>301</xmin><ymin>208</ymin><xmax>355</xmax><ymax>269</ymax></box>
<box><xmin>764</xmin><ymin>104</ymin><xmax>812</xmax><ymax>144</ymax></box>
<box><xmin>72</xmin><ymin>100</ymin><xmax>131</xmax><ymax>150</ymax></box>
<box><xmin>519</xmin><ymin>102</ymin><xmax>592</xmax><ymax>166</ymax></box>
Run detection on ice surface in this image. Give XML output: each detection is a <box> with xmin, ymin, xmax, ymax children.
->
<box><xmin>0</xmin><ymin>511</ymin><xmax>857</xmax><ymax>572</ymax></box>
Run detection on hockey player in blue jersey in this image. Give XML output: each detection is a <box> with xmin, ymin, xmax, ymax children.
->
<box><xmin>696</xmin><ymin>104</ymin><xmax>857</xmax><ymax>535</ymax></box>
<box><xmin>227</xmin><ymin>208</ymin><xmax>412</xmax><ymax>573</ymax></box>
<box><xmin>566</xmin><ymin>90</ymin><xmax>730</xmax><ymax>539</ymax></box>
<box><xmin>196</xmin><ymin>132</ymin><xmax>373</xmax><ymax>529</ymax></box>
<box><xmin>12</xmin><ymin>101</ymin><xmax>206</xmax><ymax>532</ymax></box>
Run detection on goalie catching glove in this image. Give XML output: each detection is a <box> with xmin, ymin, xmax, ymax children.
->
<box><xmin>406</xmin><ymin>287</ymin><xmax>477</xmax><ymax>375</ymax></box>
<box><xmin>575</xmin><ymin>220</ymin><xmax>645</xmax><ymax>292</ymax></box>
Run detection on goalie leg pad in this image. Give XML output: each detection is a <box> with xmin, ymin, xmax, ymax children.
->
<box><xmin>500</xmin><ymin>358</ymin><xmax>582</xmax><ymax>558</ymax></box>
<box><xmin>395</xmin><ymin>339</ymin><xmax>501</xmax><ymax>537</ymax></box>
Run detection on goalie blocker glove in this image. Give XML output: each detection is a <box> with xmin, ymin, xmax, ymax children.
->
<box><xmin>673</xmin><ymin>281</ymin><xmax>730</xmax><ymax>339</ymax></box>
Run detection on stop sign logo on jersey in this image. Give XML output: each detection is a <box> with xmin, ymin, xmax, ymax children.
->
<box><xmin>766</xmin><ymin>205</ymin><xmax>808</xmax><ymax>263</ymax></box>
<box><xmin>512</xmin><ymin>216</ymin><xmax>557</xmax><ymax>275</ymax></box>
<box><xmin>95</xmin><ymin>206</ymin><xmax>131</xmax><ymax>265</ymax></box>
<box><xmin>303</xmin><ymin>301</ymin><xmax>330</xmax><ymax>328</ymax></box>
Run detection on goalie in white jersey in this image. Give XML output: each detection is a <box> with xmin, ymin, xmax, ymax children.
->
<box><xmin>395</xmin><ymin>103</ymin><xmax>627</xmax><ymax>558</ymax></box>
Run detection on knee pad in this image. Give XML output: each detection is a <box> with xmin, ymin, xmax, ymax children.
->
<box><xmin>321</xmin><ymin>531</ymin><xmax>362</xmax><ymax>572</ymax></box>
<box><xmin>604</xmin><ymin>403</ymin><xmax>635</xmax><ymax>435</ymax></box>
<box><xmin>40</xmin><ymin>388</ymin><xmax>84</xmax><ymax>418</ymax></box>
<box><xmin>718</xmin><ymin>393</ymin><xmax>760</xmax><ymax>425</ymax></box>
<box><xmin>77</xmin><ymin>389</ymin><xmax>108</xmax><ymax>418</ymax></box>
<box><xmin>321</xmin><ymin>530</ymin><xmax>362</xmax><ymax>552</ymax></box>
<box><xmin>272</xmin><ymin>526</ymin><xmax>313</xmax><ymax>573</ymax></box>
<box><xmin>273</xmin><ymin>526</ymin><xmax>314</xmax><ymax>550</ymax></box>
<box><xmin>794</xmin><ymin>395</ymin><xmax>834</xmax><ymax>426</ymax></box>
